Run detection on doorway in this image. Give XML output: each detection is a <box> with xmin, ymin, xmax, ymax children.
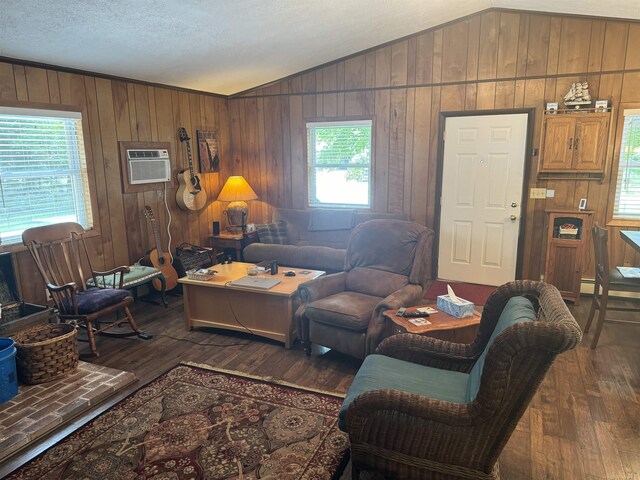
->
<box><xmin>436</xmin><ymin>112</ymin><xmax>531</xmax><ymax>286</ymax></box>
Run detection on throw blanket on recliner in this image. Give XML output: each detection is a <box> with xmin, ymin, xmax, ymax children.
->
<box><xmin>308</xmin><ymin>208</ymin><xmax>354</xmax><ymax>231</ymax></box>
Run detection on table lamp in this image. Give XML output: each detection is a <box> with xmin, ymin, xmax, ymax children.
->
<box><xmin>217</xmin><ymin>176</ymin><xmax>258</xmax><ymax>232</ymax></box>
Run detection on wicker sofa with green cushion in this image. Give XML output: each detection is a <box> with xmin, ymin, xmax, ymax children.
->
<box><xmin>341</xmin><ymin>280</ymin><xmax>582</xmax><ymax>480</ymax></box>
<box><xmin>242</xmin><ymin>208</ymin><xmax>406</xmax><ymax>272</ymax></box>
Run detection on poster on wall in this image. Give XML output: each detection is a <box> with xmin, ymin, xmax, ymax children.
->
<box><xmin>196</xmin><ymin>130</ymin><xmax>219</xmax><ymax>173</ymax></box>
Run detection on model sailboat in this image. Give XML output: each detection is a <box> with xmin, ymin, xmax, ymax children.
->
<box><xmin>563</xmin><ymin>82</ymin><xmax>592</xmax><ymax>108</ymax></box>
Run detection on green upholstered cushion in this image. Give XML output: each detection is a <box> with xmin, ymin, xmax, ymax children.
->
<box><xmin>87</xmin><ymin>265</ymin><xmax>162</xmax><ymax>288</ymax></box>
<box><xmin>339</xmin><ymin>354</ymin><xmax>469</xmax><ymax>430</ymax></box>
<box><xmin>466</xmin><ymin>296</ymin><xmax>536</xmax><ymax>401</ymax></box>
<box><xmin>256</xmin><ymin>221</ymin><xmax>289</xmax><ymax>244</ymax></box>
<box><xmin>339</xmin><ymin>297</ymin><xmax>537</xmax><ymax>432</ymax></box>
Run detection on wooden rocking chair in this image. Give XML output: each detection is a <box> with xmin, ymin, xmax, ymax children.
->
<box><xmin>22</xmin><ymin>222</ymin><xmax>150</xmax><ymax>356</ymax></box>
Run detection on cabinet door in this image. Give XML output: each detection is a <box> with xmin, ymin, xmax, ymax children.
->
<box><xmin>573</xmin><ymin>115</ymin><xmax>609</xmax><ymax>171</ymax></box>
<box><xmin>545</xmin><ymin>242</ymin><xmax>582</xmax><ymax>301</ymax></box>
<box><xmin>540</xmin><ymin>116</ymin><xmax>576</xmax><ymax>171</ymax></box>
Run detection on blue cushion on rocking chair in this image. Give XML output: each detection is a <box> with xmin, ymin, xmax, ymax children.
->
<box><xmin>62</xmin><ymin>287</ymin><xmax>131</xmax><ymax>315</ymax></box>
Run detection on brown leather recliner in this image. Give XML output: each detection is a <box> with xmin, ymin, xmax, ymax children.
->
<box><xmin>295</xmin><ymin>219</ymin><xmax>434</xmax><ymax>359</ymax></box>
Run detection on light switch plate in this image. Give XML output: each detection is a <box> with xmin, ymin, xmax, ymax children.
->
<box><xmin>546</xmin><ymin>189</ymin><xmax>555</xmax><ymax>198</ymax></box>
<box><xmin>530</xmin><ymin>188</ymin><xmax>546</xmax><ymax>199</ymax></box>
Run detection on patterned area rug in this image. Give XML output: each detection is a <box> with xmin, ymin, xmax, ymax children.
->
<box><xmin>7</xmin><ymin>363</ymin><xmax>350</xmax><ymax>480</ymax></box>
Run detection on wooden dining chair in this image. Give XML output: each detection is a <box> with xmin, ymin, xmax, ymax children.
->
<box><xmin>584</xmin><ymin>224</ymin><xmax>640</xmax><ymax>348</ymax></box>
<box><xmin>22</xmin><ymin>222</ymin><xmax>150</xmax><ymax>356</ymax></box>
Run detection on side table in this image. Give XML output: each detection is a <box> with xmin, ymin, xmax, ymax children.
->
<box><xmin>208</xmin><ymin>231</ymin><xmax>259</xmax><ymax>261</ymax></box>
<box><xmin>384</xmin><ymin>304</ymin><xmax>481</xmax><ymax>344</ymax></box>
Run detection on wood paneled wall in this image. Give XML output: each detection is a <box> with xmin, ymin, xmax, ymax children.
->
<box><xmin>2</xmin><ymin>9</ymin><xmax>640</xmax><ymax>303</ymax></box>
<box><xmin>228</xmin><ymin>10</ymin><xmax>640</xmax><ymax>282</ymax></box>
<box><xmin>0</xmin><ymin>63</ymin><xmax>229</xmax><ymax>303</ymax></box>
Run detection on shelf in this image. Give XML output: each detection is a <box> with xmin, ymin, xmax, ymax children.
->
<box><xmin>550</xmin><ymin>237</ymin><xmax>582</xmax><ymax>243</ymax></box>
<box><xmin>545</xmin><ymin>208</ymin><xmax>594</xmax><ymax>214</ymax></box>
<box><xmin>544</xmin><ymin>108</ymin><xmax>611</xmax><ymax>115</ymax></box>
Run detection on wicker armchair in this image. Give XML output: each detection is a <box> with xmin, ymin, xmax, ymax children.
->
<box><xmin>340</xmin><ymin>280</ymin><xmax>582</xmax><ymax>480</ymax></box>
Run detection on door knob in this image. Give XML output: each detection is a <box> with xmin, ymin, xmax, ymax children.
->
<box><xmin>510</xmin><ymin>215</ymin><xmax>517</xmax><ymax>221</ymax></box>
<box><xmin>511</xmin><ymin>202</ymin><xmax>518</xmax><ymax>208</ymax></box>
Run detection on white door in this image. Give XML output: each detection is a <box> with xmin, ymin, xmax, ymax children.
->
<box><xmin>437</xmin><ymin>113</ymin><xmax>528</xmax><ymax>286</ymax></box>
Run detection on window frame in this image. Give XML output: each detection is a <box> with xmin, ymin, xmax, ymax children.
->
<box><xmin>0</xmin><ymin>100</ymin><xmax>100</xmax><ymax>251</ymax></box>
<box><xmin>607</xmin><ymin>103</ymin><xmax>640</xmax><ymax>228</ymax></box>
<box><xmin>304</xmin><ymin>116</ymin><xmax>375</xmax><ymax>210</ymax></box>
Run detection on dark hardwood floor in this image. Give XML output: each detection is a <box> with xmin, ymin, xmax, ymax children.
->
<box><xmin>2</xmin><ymin>293</ymin><xmax>639</xmax><ymax>479</ymax></box>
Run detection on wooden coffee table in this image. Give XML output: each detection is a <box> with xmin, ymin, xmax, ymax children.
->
<box><xmin>384</xmin><ymin>305</ymin><xmax>482</xmax><ymax>344</ymax></box>
<box><xmin>179</xmin><ymin>262</ymin><xmax>324</xmax><ymax>348</ymax></box>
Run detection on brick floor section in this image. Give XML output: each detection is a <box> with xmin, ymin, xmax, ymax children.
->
<box><xmin>0</xmin><ymin>361</ymin><xmax>135</xmax><ymax>462</ymax></box>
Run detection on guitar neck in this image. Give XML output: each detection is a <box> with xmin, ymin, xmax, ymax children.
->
<box><xmin>151</xmin><ymin>218</ymin><xmax>164</xmax><ymax>254</ymax></box>
<box><xmin>178</xmin><ymin>128</ymin><xmax>203</xmax><ymax>199</ymax></box>
<box><xmin>185</xmin><ymin>140</ymin><xmax>195</xmax><ymax>179</ymax></box>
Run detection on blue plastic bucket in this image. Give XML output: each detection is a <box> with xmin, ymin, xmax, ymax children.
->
<box><xmin>0</xmin><ymin>338</ymin><xmax>18</xmax><ymax>404</ymax></box>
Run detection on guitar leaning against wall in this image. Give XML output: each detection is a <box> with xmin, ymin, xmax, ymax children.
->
<box><xmin>176</xmin><ymin>127</ymin><xmax>207</xmax><ymax>211</ymax></box>
<box><xmin>143</xmin><ymin>206</ymin><xmax>179</xmax><ymax>291</ymax></box>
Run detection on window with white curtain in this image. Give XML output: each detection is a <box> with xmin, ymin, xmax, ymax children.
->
<box><xmin>306</xmin><ymin>119</ymin><xmax>372</xmax><ymax>208</ymax></box>
<box><xmin>613</xmin><ymin>109</ymin><xmax>640</xmax><ymax>219</ymax></box>
<box><xmin>0</xmin><ymin>106</ymin><xmax>93</xmax><ymax>245</ymax></box>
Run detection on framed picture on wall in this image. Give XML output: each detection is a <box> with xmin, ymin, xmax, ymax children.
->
<box><xmin>196</xmin><ymin>130</ymin><xmax>220</xmax><ymax>173</ymax></box>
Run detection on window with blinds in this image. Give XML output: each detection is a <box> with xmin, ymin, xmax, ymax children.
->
<box><xmin>613</xmin><ymin>109</ymin><xmax>640</xmax><ymax>219</ymax></box>
<box><xmin>0</xmin><ymin>106</ymin><xmax>93</xmax><ymax>245</ymax></box>
<box><xmin>306</xmin><ymin>120</ymin><xmax>372</xmax><ymax>208</ymax></box>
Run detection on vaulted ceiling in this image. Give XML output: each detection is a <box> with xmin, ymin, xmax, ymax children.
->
<box><xmin>1</xmin><ymin>0</ymin><xmax>638</xmax><ymax>96</ymax></box>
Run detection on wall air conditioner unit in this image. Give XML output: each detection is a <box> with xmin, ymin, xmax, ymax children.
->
<box><xmin>126</xmin><ymin>149</ymin><xmax>171</xmax><ymax>184</ymax></box>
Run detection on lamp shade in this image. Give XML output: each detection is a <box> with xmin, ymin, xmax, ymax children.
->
<box><xmin>217</xmin><ymin>176</ymin><xmax>258</xmax><ymax>202</ymax></box>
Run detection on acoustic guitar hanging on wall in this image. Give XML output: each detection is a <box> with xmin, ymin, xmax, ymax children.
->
<box><xmin>176</xmin><ymin>127</ymin><xmax>207</xmax><ymax>211</ymax></box>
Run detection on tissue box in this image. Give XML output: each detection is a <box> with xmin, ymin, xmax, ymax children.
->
<box><xmin>436</xmin><ymin>294</ymin><xmax>475</xmax><ymax>318</ymax></box>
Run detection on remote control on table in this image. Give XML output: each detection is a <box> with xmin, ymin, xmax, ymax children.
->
<box><xmin>396</xmin><ymin>307</ymin><xmax>407</xmax><ymax>317</ymax></box>
<box><xmin>402</xmin><ymin>311</ymin><xmax>430</xmax><ymax>318</ymax></box>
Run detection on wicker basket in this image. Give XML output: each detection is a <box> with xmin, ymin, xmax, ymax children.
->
<box><xmin>12</xmin><ymin>323</ymin><xmax>79</xmax><ymax>384</ymax></box>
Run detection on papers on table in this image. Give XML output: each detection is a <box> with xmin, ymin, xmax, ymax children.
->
<box><xmin>617</xmin><ymin>267</ymin><xmax>640</xmax><ymax>278</ymax></box>
<box><xmin>408</xmin><ymin>317</ymin><xmax>431</xmax><ymax>326</ymax></box>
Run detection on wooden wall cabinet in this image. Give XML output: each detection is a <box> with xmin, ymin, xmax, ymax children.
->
<box><xmin>538</xmin><ymin>112</ymin><xmax>610</xmax><ymax>174</ymax></box>
<box><xmin>544</xmin><ymin>210</ymin><xmax>593</xmax><ymax>303</ymax></box>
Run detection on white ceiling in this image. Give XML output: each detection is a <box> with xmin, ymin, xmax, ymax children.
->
<box><xmin>1</xmin><ymin>1</ymin><xmax>638</xmax><ymax>96</ymax></box>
